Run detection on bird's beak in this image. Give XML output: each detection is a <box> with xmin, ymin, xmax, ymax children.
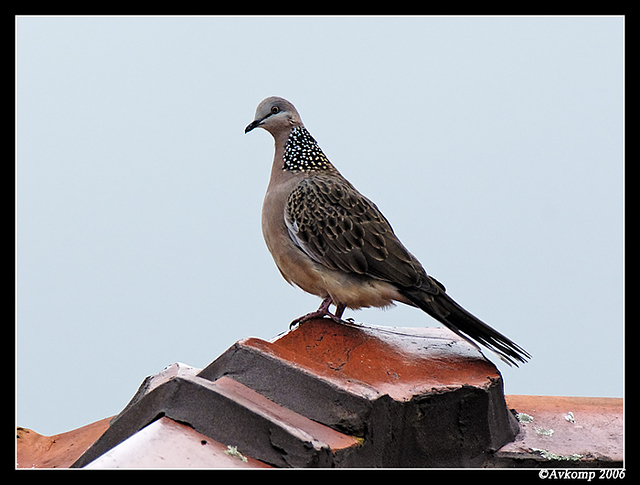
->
<box><xmin>244</xmin><ymin>118</ymin><xmax>263</xmax><ymax>134</ymax></box>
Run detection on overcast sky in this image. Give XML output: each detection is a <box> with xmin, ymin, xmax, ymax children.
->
<box><xmin>16</xmin><ymin>16</ymin><xmax>624</xmax><ymax>436</ymax></box>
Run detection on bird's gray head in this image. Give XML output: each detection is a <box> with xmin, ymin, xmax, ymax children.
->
<box><xmin>245</xmin><ymin>97</ymin><xmax>303</xmax><ymax>136</ymax></box>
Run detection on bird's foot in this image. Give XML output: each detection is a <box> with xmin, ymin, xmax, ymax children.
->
<box><xmin>289</xmin><ymin>297</ymin><xmax>347</xmax><ymax>329</ymax></box>
<box><xmin>289</xmin><ymin>310</ymin><xmax>344</xmax><ymax>329</ymax></box>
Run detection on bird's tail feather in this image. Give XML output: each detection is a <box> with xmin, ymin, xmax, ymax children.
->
<box><xmin>400</xmin><ymin>288</ymin><xmax>531</xmax><ymax>367</ymax></box>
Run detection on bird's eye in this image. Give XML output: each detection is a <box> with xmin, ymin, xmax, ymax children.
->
<box><xmin>270</xmin><ymin>106</ymin><xmax>280</xmax><ymax>115</ymax></box>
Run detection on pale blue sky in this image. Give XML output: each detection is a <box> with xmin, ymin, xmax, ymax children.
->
<box><xmin>17</xmin><ymin>16</ymin><xmax>624</xmax><ymax>436</ymax></box>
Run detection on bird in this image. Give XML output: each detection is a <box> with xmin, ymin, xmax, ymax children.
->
<box><xmin>245</xmin><ymin>96</ymin><xmax>530</xmax><ymax>367</ymax></box>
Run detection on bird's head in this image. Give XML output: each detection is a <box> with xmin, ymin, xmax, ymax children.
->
<box><xmin>245</xmin><ymin>97</ymin><xmax>303</xmax><ymax>136</ymax></box>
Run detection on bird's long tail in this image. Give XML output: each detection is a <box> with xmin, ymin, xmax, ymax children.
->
<box><xmin>400</xmin><ymin>287</ymin><xmax>531</xmax><ymax>367</ymax></box>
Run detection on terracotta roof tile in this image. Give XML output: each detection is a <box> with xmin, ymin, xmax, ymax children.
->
<box><xmin>17</xmin><ymin>319</ymin><xmax>624</xmax><ymax>468</ymax></box>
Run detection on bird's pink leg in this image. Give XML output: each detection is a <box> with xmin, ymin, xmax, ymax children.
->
<box><xmin>334</xmin><ymin>303</ymin><xmax>346</xmax><ymax>319</ymax></box>
<box><xmin>290</xmin><ymin>297</ymin><xmax>347</xmax><ymax>328</ymax></box>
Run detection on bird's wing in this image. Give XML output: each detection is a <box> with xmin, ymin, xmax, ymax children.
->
<box><xmin>284</xmin><ymin>174</ymin><xmax>441</xmax><ymax>293</ymax></box>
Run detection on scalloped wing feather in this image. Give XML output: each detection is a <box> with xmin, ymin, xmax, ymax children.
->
<box><xmin>285</xmin><ymin>175</ymin><xmax>437</xmax><ymax>290</ymax></box>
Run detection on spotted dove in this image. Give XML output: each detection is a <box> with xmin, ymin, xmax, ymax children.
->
<box><xmin>245</xmin><ymin>96</ymin><xmax>530</xmax><ymax>366</ymax></box>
